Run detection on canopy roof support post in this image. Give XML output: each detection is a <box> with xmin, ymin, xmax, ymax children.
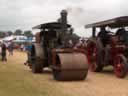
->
<box><xmin>92</xmin><ymin>27</ymin><xmax>96</xmax><ymax>38</ymax></box>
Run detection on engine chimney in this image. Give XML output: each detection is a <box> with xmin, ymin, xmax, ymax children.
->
<box><xmin>60</xmin><ymin>10</ymin><xmax>67</xmax><ymax>33</ymax></box>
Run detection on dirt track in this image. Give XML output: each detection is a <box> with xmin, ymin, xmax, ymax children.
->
<box><xmin>60</xmin><ymin>71</ymin><xmax>128</xmax><ymax>96</ymax></box>
<box><xmin>3</xmin><ymin>51</ymin><xmax>128</xmax><ymax>96</ymax></box>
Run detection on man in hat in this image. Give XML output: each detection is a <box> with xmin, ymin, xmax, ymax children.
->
<box><xmin>1</xmin><ymin>42</ymin><xmax>7</xmax><ymax>62</ymax></box>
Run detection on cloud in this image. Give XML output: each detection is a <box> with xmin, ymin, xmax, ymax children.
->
<box><xmin>0</xmin><ymin>0</ymin><xmax>126</xmax><ymax>37</ymax></box>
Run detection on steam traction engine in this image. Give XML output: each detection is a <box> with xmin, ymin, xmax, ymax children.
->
<box><xmin>85</xmin><ymin>16</ymin><xmax>128</xmax><ymax>78</ymax></box>
<box><xmin>25</xmin><ymin>10</ymin><xmax>88</xmax><ymax>81</ymax></box>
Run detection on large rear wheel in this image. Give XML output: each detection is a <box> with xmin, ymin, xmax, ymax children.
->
<box><xmin>30</xmin><ymin>43</ymin><xmax>45</xmax><ymax>73</ymax></box>
<box><xmin>87</xmin><ymin>40</ymin><xmax>103</xmax><ymax>72</ymax></box>
<box><xmin>32</xmin><ymin>57</ymin><xmax>43</xmax><ymax>73</ymax></box>
<box><xmin>114</xmin><ymin>55</ymin><xmax>128</xmax><ymax>78</ymax></box>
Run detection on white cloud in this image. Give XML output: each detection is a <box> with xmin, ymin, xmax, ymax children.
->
<box><xmin>0</xmin><ymin>0</ymin><xmax>126</xmax><ymax>37</ymax></box>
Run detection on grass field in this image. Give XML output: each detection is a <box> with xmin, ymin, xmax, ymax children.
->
<box><xmin>0</xmin><ymin>51</ymin><xmax>72</xmax><ymax>96</ymax></box>
<box><xmin>0</xmin><ymin>51</ymin><xmax>128</xmax><ymax>96</ymax></box>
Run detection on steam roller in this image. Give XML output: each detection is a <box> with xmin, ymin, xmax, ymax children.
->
<box><xmin>25</xmin><ymin>9</ymin><xmax>88</xmax><ymax>81</ymax></box>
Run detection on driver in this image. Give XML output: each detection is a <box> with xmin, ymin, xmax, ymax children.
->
<box><xmin>116</xmin><ymin>28</ymin><xmax>128</xmax><ymax>44</ymax></box>
<box><xmin>98</xmin><ymin>27</ymin><xmax>110</xmax><ymax>47</ymax></box>
<box><xmin>98</xmin><ymin>27</ymin><xmax>111</xmax><ymax>65</ymax></box>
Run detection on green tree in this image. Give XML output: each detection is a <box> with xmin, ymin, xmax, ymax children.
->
<box><xmin>14</xmin><ymin>29</ymin><xmax>22</xmax><ymax>35</ymax></box>
<box><xmin>0</xmin><ymin>31</ymin><xmax>6</xmax><ymax>38</ymax></box>
<box><xmin>7</xmin><ymin>31</ymin><xmax>13</xmax><ymax>36</ymax></box>
<box><xmin>23</xmin><ymin>30</ymin><xmax>33</xmax><ymax>37</ymax></box>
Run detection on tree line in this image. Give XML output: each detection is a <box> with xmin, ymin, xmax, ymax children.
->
<box><xmin>0</xmin><ymin>29</ymin><xmax>33</xmax><ymax>38</ymax></box>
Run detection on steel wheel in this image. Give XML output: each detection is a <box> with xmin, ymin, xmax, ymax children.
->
<box><xmin>87</xmin><ymin>40</ymin><xmax>103</xmax><ymax>72</ymax></box>
<box><xmin>30</xmin><ymin>44</ymin><xmax>44</xmax><ymax>73</ymax></box>
<box><xmin>114</xmin><ymin>55</ymin><xmax>128</xmax><ymax>78</ymax></box>
<box><xmin>89</xmin><ymin>46</ymin><xmax>97</xmax><ymax>71</ymax></box>
<box><xmin>32</xmin><ymin>58</ymin><xmax>43</xmax><ymax>73</ymax></box>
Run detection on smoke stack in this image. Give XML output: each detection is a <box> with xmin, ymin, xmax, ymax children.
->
<box><xmin>60</xmin><ymin>10</ymin><xmax>68</xmax><ymax>33</ymax></box>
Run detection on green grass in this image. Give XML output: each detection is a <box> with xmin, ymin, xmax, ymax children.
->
<box><xmin>0</xmin><ymin>51</ymin><xmax>128</xmax><ymax>96</ymax></box>
<box><xmin>0</xmin><ymin>51</ymin><xmax>70</xmax><ymax>96</ymax></box>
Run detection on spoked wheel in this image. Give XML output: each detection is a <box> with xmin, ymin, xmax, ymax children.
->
<box><xmin>114</xmin><ymin>55</ymin><xmax>128</xmax><ymax>78</ymax></box>
<box><xmin>89</xmin><ymin>46</ymin><xmax>97</xmax><ymax>71</ymax></box>
<box><xmin>87</xmin><ymin>40</ymin><xmax>103</xmax><ymax>72</ymax></box>
<box><xmin>31</xmin><ymin>57</ymin><xmax>43</xmax><ymax>73</ymax></box>
<box><xmin>30</xmin><ymin>43</ymin><xmax>44</xmax><ymax>73</ymax></box>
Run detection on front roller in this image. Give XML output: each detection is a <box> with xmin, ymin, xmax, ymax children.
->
<box><xmin>52</xmin><ymin>52</ymin><xmax>88</xmax><ymax>81</ymax></box>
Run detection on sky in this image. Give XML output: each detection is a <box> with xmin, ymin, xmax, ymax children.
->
<box><xmin>0</xmin><ymin>0</ymin><xmax>127</xmax><ymax>37</ymax></box>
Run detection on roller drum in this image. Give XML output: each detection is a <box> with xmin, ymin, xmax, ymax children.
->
<box><xmin>52</xmin><ymin>53</ymin><xmax>88</xmax><ymax>81</ymax></box>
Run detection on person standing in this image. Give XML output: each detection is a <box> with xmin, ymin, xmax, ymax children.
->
<box><xmin>20</xmin><ymin>44</ymin><xmax>25</xmax><ymax>51</ymax></box>
<box><xmin>8</xmin><ymin>42</ymin><xmax>14</xmax><ymax>56</ymax></box>
<box><xmin>1</xmin><ymin>43</ymin><xmax>7</xmax><ymax>61</ymax></box>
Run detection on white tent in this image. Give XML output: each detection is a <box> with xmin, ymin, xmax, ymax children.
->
<box><xmin>2</xmin><ymin>35</ymin><xmax>35</xmax><ymax>43</ymax></box>
<box><xmin>2</xmin><ymin>35</ymin><xmax>15</xmax><ymax>41</ymax></box>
